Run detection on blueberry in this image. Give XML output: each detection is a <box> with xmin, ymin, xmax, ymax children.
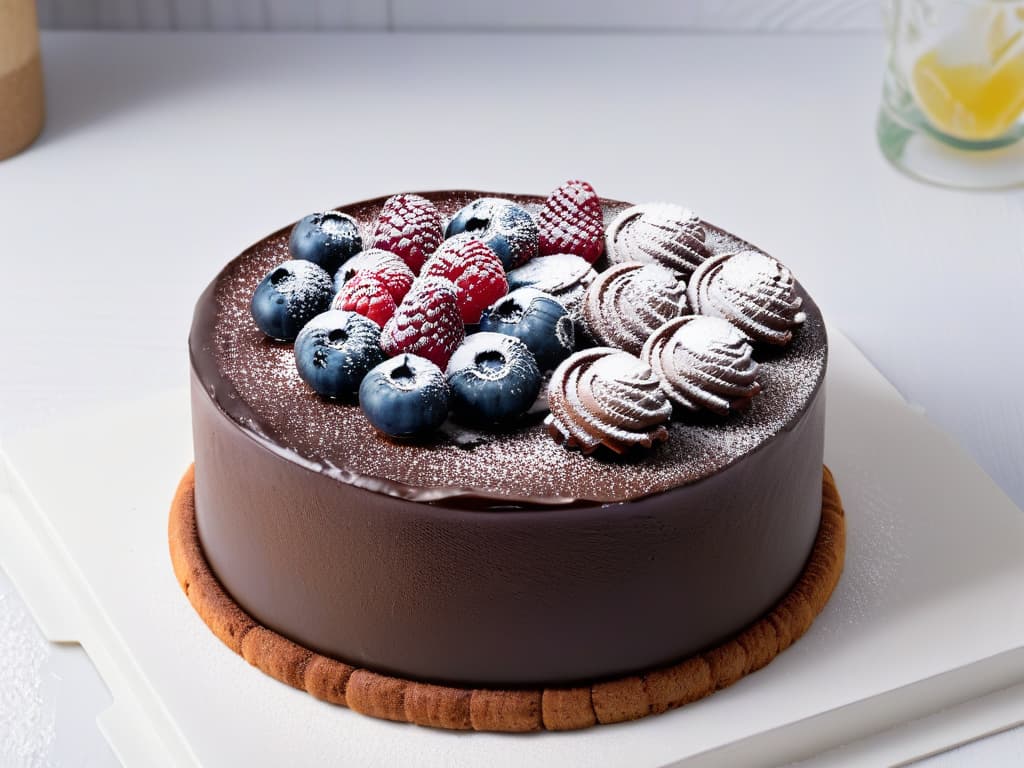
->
<box><xmin>289</xmin><ymin>211</ymin><xmax>362</xmax><ymax>273</ymax></box>
<box><xmin>445</xmin><ymin>198</ymin><xmax>538</xmax><ymax>270</ymax></box>
<box><xmin>359</xmin><ymin>354</ymin><xmax>450</xmax><ymax>439</ymax></box>
<box><xmin>478</xmin><ymin>288</ymin><xmax>574</xmax><ymax>372</ymax></box>
<box><xmin>251</xmin><ymin>259</ymin><xmax>334</xmax><ymax>342</ymax></box>
<box><xmin>446</xmin><ymin>332</ymin><xmax>541</xmax><ymax>427</ymax></box>
<box><xmin>294</xmin><ymin>310</ymin><xmax>385</xmax><ymax>399</ymax></box>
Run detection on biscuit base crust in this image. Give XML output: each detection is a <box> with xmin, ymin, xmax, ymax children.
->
<box><xmin>169</xmin><ymin>464</ymin><xmax>845</xmax><ymax>732</ymax></box>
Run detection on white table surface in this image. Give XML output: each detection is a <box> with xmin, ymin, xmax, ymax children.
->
<box><xmin>0</xmin><ymin>29</ymin><xmax>1021</xmax><ymax>767</ymax></box>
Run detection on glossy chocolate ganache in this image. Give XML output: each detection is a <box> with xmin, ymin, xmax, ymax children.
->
<box><xmin>189</xmin><ymin>190</ymin><xmax>828</xmax><ymax>686</ymax></box>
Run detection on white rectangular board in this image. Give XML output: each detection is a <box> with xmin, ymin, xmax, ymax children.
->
<box><xmin>1</xmin><ymin>329</ymin><xmax>1022</xmax><ymax>768</ymax></box>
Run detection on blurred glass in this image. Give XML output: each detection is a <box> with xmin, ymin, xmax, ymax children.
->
<box><xmin>878</xmin><ymin>0</ymin><xmax>1024</xmax><ymax>188</ymax></box>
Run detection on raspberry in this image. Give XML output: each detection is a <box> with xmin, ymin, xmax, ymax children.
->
<box><xmin>371</xmin><ymin>194</ymin><xmax>444</xmax><ymax>274</ymax></box>
<box><xmin>362</xmin><ymin>259</ymin><xmax>415</xmax><ymax>305</ymax></box>
<box><xmin>381</xmin><ymin>278</ymin><xmax>465</xmax><ymax>368</ymax></box>
<box><xmin>422</xmin><ymin>236</ymin><xmax>508</xmax><ymax>324</ymax></box>
<box><xmin>537</xmin><ymin>180</ymin><xmax>605</xmax><ymax>263</ymax></box>
<box><xmin>333</xmin><ymin>272</ymin><xmax>398</xmax><ymax>327</ymax></box>
<box><xmin>334</xmin><ymin>247</ymin><xmax>406</xmax><ymax>295</ymax></box>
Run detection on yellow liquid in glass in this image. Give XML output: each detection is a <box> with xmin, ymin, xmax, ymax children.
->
<box><xmin>912</xmin><ymin>10</ymin><xmax>1024</xmax><ymax>142</ymax></box>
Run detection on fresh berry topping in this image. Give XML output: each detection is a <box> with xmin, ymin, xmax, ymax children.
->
<box><xmin>361</xmin><ymin>259</ymin><xmax>415</xmax><ymax>304</ymax></box>
<box><xmin>289</xmin><ymin>211</ymin><xmax>362</xmax><ymax>274</ymax></box>
<box><xmin>537</xmin><ymin>180</ymin><xmax>605</xmax><ymax>263</ymax></box>
<box><xmin>506</xmin><ymin>254</ymin><xmax>597</xmax><ymax>326</ymax></box>
<box><xmin>479</xmin><ymin>288</ymin><xmax>575</xmax><ymax>372</ymax></box>
<box><xmin>251</xmin><ymin>259</ymin><xmax>334</xmax><ymax>342</ymax></box>
<box><xmin>294</xmin><ymin>310</ymin><xmax>385</xmax><ymax>399</ymax></box>
<box><xmin>446</xmin><ymin>333</ymin><xmax>542</xmax><ymax>427</ymax></box>
<box><xmin>371</xmin><ymin>194</ymin><xmax>444</xmax><ymax>274</ymax></box>
<box><xmin>333</xmin><ymin>247</ymin><xmax>405</xmax><ymax>295</ymax></box>
<box><xmin>359</xmin><ymin>354</ymin><xmax>450</xmax><ymax>439</ymax></box>
<box><xmin>381</xmin><ymin>277</ymin><xmax>465</xmax><ymax>368</ymax></box>
<box><xmin>421</xmin><ymin>235</ymin><xmax>508</xmax><ymax>324</ymax></box>
<box><xmin>445</xmin><ymin>198</ymin><xmax>539</xmax><ymax>270</ymax></box>
<box><xmin>333</xmin><ymin>272</ymin><xmax>398</xmax><ymax>328</ymax></box>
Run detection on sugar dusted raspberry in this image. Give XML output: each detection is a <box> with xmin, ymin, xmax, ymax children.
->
<box><xmin>362</xmin><ymin>259</ymin><xmax>415</xmax><ymax>305</ymax></box>
<box><xmin>381</xmin><ymin>277</ymin><xmax>465</xmax><ymax>368</ymax></box>
<box><xmin>537</xmin><ymin>180</ymin><xmax>605</xmax><ymax>263</ymax></box>
<box><xmin>333</xmin><ymin>272</ymin><xmax>398</xmax><ymax>327</ymax></box>
<box><xmin>421</xmin><ymin>236</ymin><xmax>508</xmax><ymax>324</ymax></box>
<box><xmin>333</xmin><ymin>247</ymin><xmax>406</xmax><ymax>295</ymax></box>
<box><xmin>371</xmin><ymin>194</ymin><xmax>444</xmax><ymax>274</ymax></box>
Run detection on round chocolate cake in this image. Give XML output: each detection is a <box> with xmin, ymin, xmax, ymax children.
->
<box><xmin>185</xmin><ymin>188</ymin><xmax>830</xmax><ymax>698</ymax></box>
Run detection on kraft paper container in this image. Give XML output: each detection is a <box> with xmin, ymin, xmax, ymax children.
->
<box><xmin>0</xmin><ymin>0</ymin><xmax>45</xmax><ymax>160</ymax></box>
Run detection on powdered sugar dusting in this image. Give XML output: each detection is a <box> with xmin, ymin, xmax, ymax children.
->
<box><xmin>370</xmin><ymin>194</ymin><xmax>444</xmax><ymax>274</ymax></box>
<box><xmin>642</xmin><ymin>315</ymin><xmax>760</xmax><ymax>415</ymax></box>
<box><xmin>507</xmin><ymin>254</ymin><xmax>597</xmax><ymax>326</ymax></box>
<box><xmin>689</xmin><ymin>250</ymin><xmax>805</xmax><ymax>346</ymax></box>
<box><xmin>546</xmin><ymin>348</ymin><xmax>671</xmax><ymax>454</ymax></box>
<box><xmin>606</xmin><ymin>203</ymin><xmax>708</xmax><ymax>277</ymax></box>
<box><xmin>582</xmin><ymin>262</ymin><xmax>687</xmax><ymax>355</ymax></box>
<box><xmin>205</xmin><ymin>192</ymin><xmax>827</xmax><ymax>505</ymax></box>
<box><xmin>537</xmin><ymin>181</ymin><xmax>605</xmax><ymax>262</ymax></box>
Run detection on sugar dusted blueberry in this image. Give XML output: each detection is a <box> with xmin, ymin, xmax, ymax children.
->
<box><xmin>478</xmin><ymin>288</ymin><xmax>574</xmax><ymax>372</ymax></box>
<box><xmin>251</xmin><ymin>259</ymin><xmax>334</xmax><ymax>342</ymax></box>
<box><xmin>445</xmin><ymin>198</ymin><xmax>538</xmax><ymax>270</ymax></box>
<box><xmin>446</xmin><ymin>332</ymin><xmax>541</xmax><ymax>427</ymax></box>
<box><xmin>294</xmin><ymin>310</ymin><xmax>385</xmax><ymax>399</ymax></box>
<box><xmin>289</xmin><ymin>211</ymin><xmax>362</xmax><ymax>273</ymax></box>
<box><xmin>359</xmin><ymin>354</ymin><xmax>450</xmax><ymax>439</ymax></box>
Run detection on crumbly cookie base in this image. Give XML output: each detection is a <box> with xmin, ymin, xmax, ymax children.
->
<box><xmin>169</xmin><ymin>464</ymin><xmax>845</xmax><ymax>732</ymax></box>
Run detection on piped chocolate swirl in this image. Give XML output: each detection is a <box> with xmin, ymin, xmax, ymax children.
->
<box><xmin>605</xmin><ymin>203</ymin><xmax>709</xmax><ymax>277</ymax></box>
<box><xmin>581</xmin><ymin>262</ymin><xmax>688</xmax><ymax>355</ymax></box>
<box><xmin>545</xmin><ymin>347</ymin><xmax>671</xmax><ymax>455</ymax></box>
<box><xmin>688</xmin><ymin>250</ymin><xmax>806</xmax><ymax>346</ymax></box>
<box><xmin>642</xmin><ymin>315</ymin><xmax>761</xmax><ymax>415</ymax></box>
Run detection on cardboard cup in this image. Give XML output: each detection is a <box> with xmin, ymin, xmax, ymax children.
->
<box><xmin>0</xmin><ymin>0</ymin><xmax>45</xmax><ymax>160</ymax></box>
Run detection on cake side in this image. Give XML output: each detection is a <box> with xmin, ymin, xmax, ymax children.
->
<box><xmin>190</xmin><ymin>366</ymin><xmax>825</xmax><ymax>686</ymax></box>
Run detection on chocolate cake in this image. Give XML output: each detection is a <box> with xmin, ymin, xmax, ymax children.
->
<box><xmin>174</xmin><ymin>186</ymin><xmax>842</xmax><ymax>731</ymax></box>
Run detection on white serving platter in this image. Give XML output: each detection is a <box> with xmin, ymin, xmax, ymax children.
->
<box><xmin>1</xmin><ymin>328</ymin><xmax>1022</xmax><ymax>768</ymax></box>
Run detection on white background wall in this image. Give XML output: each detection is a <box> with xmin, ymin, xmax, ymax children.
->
<box><xmin>36</xmin><ymin>0</ymin><xmax>883</xmax><ymax>31</ymax></box>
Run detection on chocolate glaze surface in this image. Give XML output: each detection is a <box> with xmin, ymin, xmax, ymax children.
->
<box><xmin>189</xmin><ymin>191</ymin><xmax>828</xmax><ymax>686</ymax></box>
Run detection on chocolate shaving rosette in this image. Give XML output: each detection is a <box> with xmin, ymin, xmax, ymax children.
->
<box><xmin>605</xmin><ymin>203</ymin><xmax>709</xmax><ymax>277</ymax></box>
<box><xmin>687</xmin><ymin>250</ymin><xmax>806</xmax><ymax>346</ymax></box>
<box><xmin>642</xmin><ymin>315</ymin><xmax>761</xmax><ymax>415</ymax></box>
<box><xmin>582</xmin><ymin>262</ymin><xmax>688</xmax><ymax>355</ymax></box>
<box><xmin>545</xmin><ymin>348</ymin><xmax>671</xmax><ymax>454</ymax></box>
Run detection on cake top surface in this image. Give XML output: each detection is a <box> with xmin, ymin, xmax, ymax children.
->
<box><xmin>191</xmin><ymin>190</ymin><xmax>827</xmax><ymax>507</ymax></box>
